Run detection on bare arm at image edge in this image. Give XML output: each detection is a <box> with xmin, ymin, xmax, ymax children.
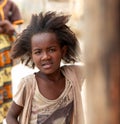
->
<box><xmin>6</xmin><ymin>102</ymin><xmax>23</xmax><ymax>124</ymax></box>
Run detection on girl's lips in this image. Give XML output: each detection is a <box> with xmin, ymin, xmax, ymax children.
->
<box><xmin>42</xmin><ymin>62</ymin><xmax>53</xmax><ymax>69</ymax></box>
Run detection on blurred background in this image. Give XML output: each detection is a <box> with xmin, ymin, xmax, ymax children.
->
<box><xmin>4</xmin><ymin>0</ymin><xmax>120</xmax><ymax>124</ymax></box>
<box><xmin>13</xmin><ymin>0</ymin><xmax>84</xmax><ymax>39</ymax></box>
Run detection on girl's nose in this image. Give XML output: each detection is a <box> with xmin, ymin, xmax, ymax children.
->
<box><xmin>41</xmin><ymin>51</ymin><xmax>50</xmax><ymax>60</ymax></box>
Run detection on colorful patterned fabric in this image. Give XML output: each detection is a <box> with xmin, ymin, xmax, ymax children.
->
<box><xmin>0</xmin><ymin>0</ymin><xmax>24</xmax><ymax>24</ymax></box>
<box><xmin>0</xmin><ymin>0</ymin><xmax>23</xmax><ymax>123</ymax></box>
<box><xmin>0</xmin><ymin>34</ymin><xmax>13</xmax><ymax>123</ymax></box>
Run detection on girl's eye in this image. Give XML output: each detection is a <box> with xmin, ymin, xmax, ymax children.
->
<box><xmin>49</xmin><ymin>48</ymin><xmax>56</xmax><ymax>53</ymax></box>
<box><xmin>34</xmin><ymin>50</ymin><xmax>42</xmax><ymax>54</ymax></box>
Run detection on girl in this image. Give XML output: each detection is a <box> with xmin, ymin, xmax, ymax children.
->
<box><xmin>6</xmin><ymin>11</ymin><xmax>85</xmax><ymax>124</ymax></box>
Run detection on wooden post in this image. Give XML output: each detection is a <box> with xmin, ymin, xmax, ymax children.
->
<box><xmin>84</xmin><ymin>0</ymin><xmax>120</xmax><ymax>124</ymax></box>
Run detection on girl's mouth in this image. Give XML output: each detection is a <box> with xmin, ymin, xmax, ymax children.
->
<box><xmin>42</xmin><ymin>62</ymin><xmax>53</xmax><ymax>69</ymax></box>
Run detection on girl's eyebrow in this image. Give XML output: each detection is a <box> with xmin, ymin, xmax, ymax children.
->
<box><xmin>32</xmin><ymin>45</ymin><xmax>57</xmax><ymax>51</ymax></box>
<box><xmin>48</xmin><ymin>46</ymin><xmax>56</xmax><ymax>48</ymax></box>
<box><xmin>32</xmin><ymin>48</ymin><xmax>42</xmax><ymax>51</ymax></box>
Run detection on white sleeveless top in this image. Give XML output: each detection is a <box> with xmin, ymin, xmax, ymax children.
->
<box><xmin>29</xmin><ymin>79</ymin><xmax>73</xmax><ymax>124</ymax></box>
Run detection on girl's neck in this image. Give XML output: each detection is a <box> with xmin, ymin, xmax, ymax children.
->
<box><xmin>37</xmin><ymin>69</ymin><xmax>64</xmax><ymax>82</ymax></box>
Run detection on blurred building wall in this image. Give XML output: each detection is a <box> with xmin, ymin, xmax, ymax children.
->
<box><xmin>84</xmin><ymin>0</ymin><xmax>120</xmax><ymax>124</ymax></box>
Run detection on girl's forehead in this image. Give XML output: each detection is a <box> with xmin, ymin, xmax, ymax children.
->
<box><xmin>32</xmin><ymin>32</ymin><xmax>58</xmax><ymax>41</ymax></box>
<box><xmin>31</xmin><ymin>32</ymin><xmax>60</xmax><ymax>47</ymax></box>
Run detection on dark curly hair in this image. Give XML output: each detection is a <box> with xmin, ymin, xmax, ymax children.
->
<box><xmin>11</xmin><ymin>11</ymin><xmax>81</xmax><ymax>68</ymax></box>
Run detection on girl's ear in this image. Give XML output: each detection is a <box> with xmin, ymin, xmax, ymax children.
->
<box><xmin>62</xmin><ymin>45</ymin><xmax>67</xmax><ymax>57</ymax></box>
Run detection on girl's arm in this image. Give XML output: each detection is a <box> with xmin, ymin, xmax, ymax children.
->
<box><xmin>6</xmin><ymin>101</ymin><xmax>23</xmax><ymax>124</ymax></box>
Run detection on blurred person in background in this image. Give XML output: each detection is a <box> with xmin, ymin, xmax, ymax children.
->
<box><xmin>0</xmin><ymin>0</ymin><xmax>23</xmax><ymax>123</ymax></box>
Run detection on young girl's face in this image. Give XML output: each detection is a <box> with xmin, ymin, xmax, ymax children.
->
<box><xmin>31</xmin><ymin>32</ymin><xmax>66</xmax><ymax>74</ymax></box>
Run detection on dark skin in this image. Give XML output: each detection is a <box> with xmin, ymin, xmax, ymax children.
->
<box><xmin>36</xmin><ymin>70</ymin><xmax>65</xmax><ymax>100</ymax></box>
<box><xmin>6</xmin><ymin>32</ymin><xmax>67</xmax><ymax>123</ymax></box>
<box><xmin>0</xmin><ymin>20</ymin><xmax>15</xmax><ymax>36</ymax></box>
<box><xmin>31</xmin><ymin>32</ymin><xmax>67</xmax><ymax>100</ymax></box>
<box><xmin>6</xmin><ymin>102</ymin><xmax>23</xmax><ymax>124</ymax></box>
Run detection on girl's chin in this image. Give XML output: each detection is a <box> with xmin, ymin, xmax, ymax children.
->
<box><xmin>40</xmin><ymin>69</ymin><xmax>54</xmax><ymax>74</ymax></box>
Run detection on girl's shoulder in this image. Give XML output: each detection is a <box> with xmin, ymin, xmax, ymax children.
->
<box><xmin>22</xmin><ymin>73</ymin><xmax>35</xmax><ymax>81</ymax></box>
<box><xmin>61</xmin><ymin>63</ymin><xmax>85</xmax><ymax>72</ymax></box>
<box><xmin>61</xmin><ymin>64</ymin><xmax>85</xmax><ymax>86</ymax></box>
<box><xmin>19</xmin><ymin>73</ymin><xmax>36</xmax><ymax>88</ymax></box>
<box><xmin>13</xmin><ymin>73</ymin><xmax>36</xmax><ymax>107</ymax></box>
